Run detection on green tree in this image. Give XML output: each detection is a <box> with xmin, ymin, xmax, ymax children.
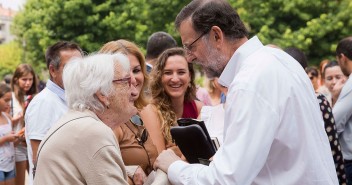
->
<box><xmin>230</xmin><ymin>0</ymin><xmax>352</xmax><ymax>65</ymax></box>
<box><xmin>12</xmin><ymin>0</ymin><xmax>189</xmax><ymax>71</ymax></box>
<box><xmin>0</xmin><ymin>41</ymin><xmax>22</xmax><ymax>79</ymax></box>
<box><xmin>13</xmin><ymin>0</ymin><xmax>351</xmax><ymax>69</ymax></box>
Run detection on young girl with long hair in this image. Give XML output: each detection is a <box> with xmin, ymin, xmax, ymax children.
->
<box><xmin>0</xmin><ymin>83</ymin><xmax>18</xmax><ymax>185</ymax></box>
<box><xmin>10</xmin><ymin>64</ymin><xmax>38</xmax><ymax>185</ymax></box>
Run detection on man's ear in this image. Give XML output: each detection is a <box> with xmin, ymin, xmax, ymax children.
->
<box><xmin>341</xmin><ymin>53</ymin><xmax>349</xmax><ymax>62</ymax></box>
<box><xmin>211</xmin><ymin>26</ymin><xmax>224</xmax><ymax>48</ymax></box>
<box><xmin>49</xmin><ymin>64</ymin><xmax>57</xmax><ymax>79</ymax></box>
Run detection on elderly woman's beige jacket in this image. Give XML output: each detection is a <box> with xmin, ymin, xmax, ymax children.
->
<box><xmin>33</xmin><ymin>110</ymin><xmax>128</xmax><ymax>185</ymax></box>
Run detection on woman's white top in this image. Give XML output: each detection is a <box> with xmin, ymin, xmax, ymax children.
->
<box><xmin>200</xmin><ymin>104</ymin><xmax>225</xmax><ymax>146</ymax></box>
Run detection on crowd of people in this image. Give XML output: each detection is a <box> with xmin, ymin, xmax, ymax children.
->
<box><xmin>1</xmin><ymin>0</ymin><xmax>352</xmax><ymax>184</ymax></box>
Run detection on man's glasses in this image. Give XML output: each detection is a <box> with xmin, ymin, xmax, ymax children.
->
<box><xmin>112</xmin><ymin>76</ymin><xmax>131</xmax><ymax>87</ymax></box>
<box><xmin>183</xmin><ymin>29</ymin><xmax>210</xmax><ymax>53</ymax></box>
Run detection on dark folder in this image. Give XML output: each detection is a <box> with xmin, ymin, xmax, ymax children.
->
<box><xmin>170</xmin><ymin>118</ymin><xmax>216</xmax><ymax>164</ymax></box>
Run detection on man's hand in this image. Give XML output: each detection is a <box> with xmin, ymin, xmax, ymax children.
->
<box><xmin>132</xmin><ymin>166</ymin><xmax>147</xmax><ymax>185</ymax></box>
<box><xmin>154</xmin><ymin>149</ymin><xmax>182</xmax><ymax>173</ymax></box>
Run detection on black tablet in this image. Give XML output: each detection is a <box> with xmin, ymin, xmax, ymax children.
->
<box><xmin>170</xmin><ymin>118</ymin><xmax>216</xmax><ymax>163</ymax></box>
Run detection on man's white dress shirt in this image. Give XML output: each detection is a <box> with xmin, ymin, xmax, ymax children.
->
<box><xmin>333</xmin><ymin>74</ymin><xmax>352</xmax><ymax>160</ymax></box>
<box><xmin>168</xmin><ymin>36</ymin><xmax>338</xmax><ymax>185</ymax></box>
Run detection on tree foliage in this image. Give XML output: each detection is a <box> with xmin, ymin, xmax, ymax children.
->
<box><xmin>12</xmin><ymin>0</ymin><xmax>351</xmax><ymax>72</ymax></box>
<box><xmin>0</xmin><ymin>41</ymin><xmax>22</xmax><ymax>79</ymax></box>
<box><xmin>12</xmin><ymin>0</ymin><xmax>189</xmax><ymax>72</ymax></box>
<box><xmin>230</xmin><ymin>0</ymin><xmax>352</xmax><ymax>65</ymax></box>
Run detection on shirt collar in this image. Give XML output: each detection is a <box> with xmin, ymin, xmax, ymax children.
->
<box><xmin>46</xmin><ymin>79</ymin><xmax>66</xmax><ymax>101</ymax></box>
<box><xmin>218</xmin><ymin>36</ymin><xmax>263</xmax><ymax>87</ymax></box>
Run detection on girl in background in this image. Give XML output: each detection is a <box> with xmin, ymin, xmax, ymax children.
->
<box><xmin>0</xmin><ymin>83</ymin><xmax>18</xmax><ymax>185</ymax></box>
<box><xmin>10</xmin><ymin>64</ymin><xmax>38</xmax><ymax>185</ymax></box>
<box><xmin>323</xmin><ymin>61</ymin><xmax>347</xmax><ymax>106</ymax></box>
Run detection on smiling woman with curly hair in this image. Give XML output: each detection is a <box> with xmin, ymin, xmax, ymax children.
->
<box><xmin>141</xmin><ymin>47</ymin><xmax>203</xmax><ymax>154</ymax></box>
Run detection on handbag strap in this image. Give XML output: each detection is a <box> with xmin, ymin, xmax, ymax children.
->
<box><xmin>32</xmin><ymin>115</ymin><xmax>91</xmax><ymax>178</ymax></box>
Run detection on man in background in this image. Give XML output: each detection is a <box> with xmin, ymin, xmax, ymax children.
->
<box><xmin>333</xmin><ymin>36</ymin><xmax>352</xmax><ymax>185</ymax></box>
<box><xmin>145</xmin><ymin>31</ymin><xmax>177</xmax><ymax>73</ymax></box>
<box><xmin>25</xmin><ymin>41</ymin><xmax>83</xmax><ymax>185</ymax></box>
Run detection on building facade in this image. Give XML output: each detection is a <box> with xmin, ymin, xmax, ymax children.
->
<box><xmin>0</xmin><ymin>4</ymin><xmax>17</xmax><ymax>44</ymax></box>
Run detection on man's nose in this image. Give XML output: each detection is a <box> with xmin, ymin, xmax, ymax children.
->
<box><xmin>186</xmin><ymin>53</ymin><xmax>196</xmax><ymax>63</ymax></box>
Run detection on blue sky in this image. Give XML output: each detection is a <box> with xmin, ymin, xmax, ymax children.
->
<box><xmin>0</xmin><ymin>0</ymin><xmax>26</xmax><ymax>10</ymax></box>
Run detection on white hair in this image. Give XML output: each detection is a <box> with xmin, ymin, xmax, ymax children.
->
<box><xmin>63</xmin><ymin>53</ymin><xmax>130</xmax><ymax>112</ymax></box>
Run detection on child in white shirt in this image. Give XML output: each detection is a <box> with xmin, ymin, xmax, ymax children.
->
<box><xmin>0</xmin><ymin>83</ymin><xmax>18</xmax><ymax>185</ymax></box>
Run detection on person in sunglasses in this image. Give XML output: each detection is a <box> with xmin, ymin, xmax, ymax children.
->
<box><xmin>100</xmin><ymin>40</ymin><xmax>159</xmax><ymax>185</ymax></box>
<box><xmin>33</xmin><ymin>53</ymin><xmax>137</xmax><ymax>185</ymax></box>
<box><xmin>141</xmin><ymin>47</ymin><xmax>203</xmax><ymax>155</ymax></box>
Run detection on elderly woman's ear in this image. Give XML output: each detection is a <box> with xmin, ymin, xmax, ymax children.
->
<box><xmin>95</xmin><ymin>91</ymin><xmax>110</xmax><ymax>109</ymax></box>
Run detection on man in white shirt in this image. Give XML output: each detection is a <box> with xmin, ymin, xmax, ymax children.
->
<box><xmin>154</xmin><ymin>0</ymin><xmax>339</xmax><ymax>184</ymax></box>
<box><xmin>25</xmin><ymin>41</ymin><xmax>83</xmax><ymax>185</ymax></box>
<box><xmin>333</xmin><ymin>36</ymin><xmax>352</xmax><ymax>184</ymax></box>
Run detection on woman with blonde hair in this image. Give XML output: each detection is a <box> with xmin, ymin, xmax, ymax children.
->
<box><xmin>10</xmin><ymin>64</ymin><xmax>38</xmax><ymax>185</ymax></box>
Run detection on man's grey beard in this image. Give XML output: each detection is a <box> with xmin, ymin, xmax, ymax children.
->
<box><xmin>203</xmin><ymin>66</ymin><xmax>222</xmax><ymax>78</ymax></box>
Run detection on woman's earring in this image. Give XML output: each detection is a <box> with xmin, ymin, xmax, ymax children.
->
<box><xmin>188</xmin><ymin>83</ymin><xmax>191</xmax><ymax>88</ymax></box>
<box><xmin>106</xmin><ymin>102</ymin><xmax>110</xmax><ymax>109</ymax></box>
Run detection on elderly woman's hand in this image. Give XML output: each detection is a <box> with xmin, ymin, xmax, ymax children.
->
<box><xmin>132</xmin><ymin>166</ymin><xmax>147</xmax><ymax>185</ymax></box>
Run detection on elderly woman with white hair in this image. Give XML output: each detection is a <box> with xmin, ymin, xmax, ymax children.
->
<box><xmin>33</xmin><ymin>53</ymin><xmax>138</xmax><ymax>185</ymax></box>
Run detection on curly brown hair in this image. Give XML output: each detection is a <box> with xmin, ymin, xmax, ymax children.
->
<box><xmin>150</xmin><ymin>47</ymin><xmax>196</xmax><ymax>142</ymax></box>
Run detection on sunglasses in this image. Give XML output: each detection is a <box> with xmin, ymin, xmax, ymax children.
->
<box><xmin>129</xmin><ymin>115</ymin><xmax>148</xmax><ymax>146</ymax></box>
<box><xmin>127</xmin><ymin>115</ymin><xmax>152</xmax><ymax>173</ymax></box>
<box><xmin>112</xmin><ymin>76</ymin><xmax>131</xmax><ymax>87</ymax></box>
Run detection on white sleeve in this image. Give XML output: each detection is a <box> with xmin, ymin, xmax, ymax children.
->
<box><xmin>25</xmin><ymin>98</ymin><xmax>57</xmax><ymax>140</ymax></box>
<box><xmin>333</xmin><ymin>90</ymin><xmax>352</xmax><ymax>134</ymax></box>
<box><xmin>168</xmin><ymin>89</ymin><xmax>279</xmax><ymax>185</ymax></box>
